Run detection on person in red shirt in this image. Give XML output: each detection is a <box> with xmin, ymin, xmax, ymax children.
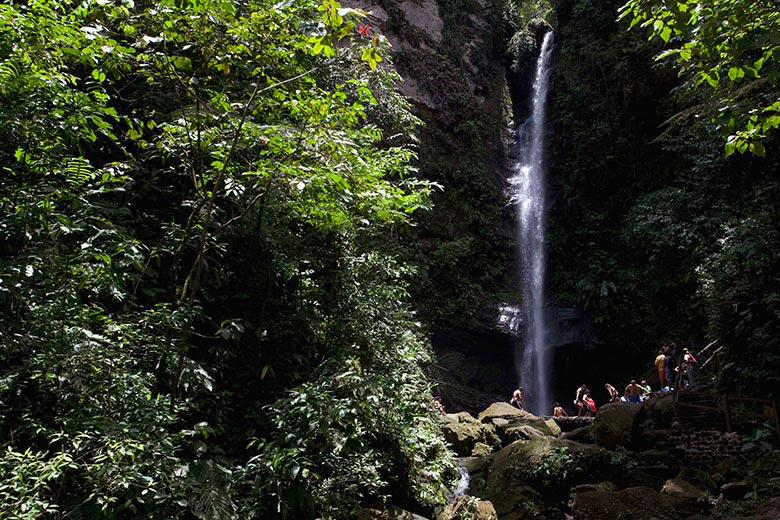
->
<box><xmin>584</xmin><ymin>390</ymin><xmax>597</xmax><ymax>417</ymax></box>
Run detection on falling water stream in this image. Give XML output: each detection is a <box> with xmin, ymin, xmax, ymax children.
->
<box><xmin>508</xmin><ymin>32</ymin><xmax>554</xmax><ymax>416</ymax></box>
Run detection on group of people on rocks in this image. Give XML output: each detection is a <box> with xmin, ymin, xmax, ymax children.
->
<box><xmin>654</xmin><ymin>342</ymin><xmax>699</xmax><ymax>391</ymax></box>
<box><xmin>506</xmin><ymin>342</ymin><xmax>701</xmax><ymax>418</ymax></box>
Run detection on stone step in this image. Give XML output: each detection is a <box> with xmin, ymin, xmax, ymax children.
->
<box><xmin>637</xmin><ymin>464</ymin><xmax>681</xmax><ymax>478</ymax></box>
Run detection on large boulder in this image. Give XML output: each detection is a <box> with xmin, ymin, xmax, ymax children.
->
<box><xmin>675</xmin><ymin>467</ymin><xmax>718</xmax><ymax>494</ymax></box>
<box><xmin>560</xmin><ymin>424</ymin><xmax>594</xmax><ymax>443</ymax></box>
<box><xmin>468</xmin><ymin>436</ymin><xmax>625</xmax><ymax>518</ymax></box>
<box><xmin>441</xmin><ymin>412</ymin><xmax>501</xmax><ymax>456</ymax></box>
<box><xmin>641</xmin><ymin>394</ymin><xmax>676</xmax><ymax>429</ymax></box>
<box><xmin>591</xmin><ymin>402</ymin><xmax>643</xmax><ymax>449</ymax></box>
<box><xmin>661</xmin><ymin>477</ymin><xmax>707</xmax><ymax>500</ymax></box>
<box><xmin>478</xmin><ymin>402</ymin><xmax>561</xmax><ymax>443</ymax></box>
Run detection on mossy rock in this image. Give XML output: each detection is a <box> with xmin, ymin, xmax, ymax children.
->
<box><xmin>458</xmin><ymin>456</ymin><xmax>491</xmax><ymax>475</ymax></box>
<box><xmin>502</xmin><ymin>424</ymin><xmax>546</xmax><ymax>442</ymax></box>
<box><xmin>469</xmin><ymin>436</ymin><xmax>624</xmax><ymax>514</ymax></box>
<box><xmin>560</xmin><ymin>424</ymin><xmax>594</xmax><ymax>443</ymax></box>
<box><xmin>441</xmin><ymin>412</ymin><xmax>501</xmax><ymax>456</ymax></box>
<box><xmin>676</xmin><ymin>467</ymin><xmax>718</xmax><ymax>494</ymax></box>
<box><xmin>661</xmin><ymin>477</ymin><xmax>708</xmax><ymax>500</ymax></box>
<box><xmin>478</xmin><ymin>402</ymin><xmax>561</xmax><ymax>443</ymax></box>
<box><xmin>476</xmin><ymin>402</ymin><xmax>525</xmax><ymax>421</ymax></box>
<box><xmin>438</xmin><ymin>495</ymin><xmax>497</xmax><ymax>520</ymax></box>
<box><xmin>591</xmin><ymin>402</ymin><xmax>643</xmax><ymax>449</ymax></box>
<box><xmin>571</xmin><ymin>481</ymin><xmax>618</xmax><ymax>495</ymax></box>
<box><xmin>471</xmin><ymin>441</ymin><xmax>493</xmax><ymax>457</ymax></box>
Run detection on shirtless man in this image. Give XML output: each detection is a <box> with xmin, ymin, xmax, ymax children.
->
<box><xmin>605</xmin><ymin>383</ymin><xmax>619</xmax><ymax>403</ymax></box>
<box><xmin>510</xmin><ymin>387</ymin><xmax>524</xmax><ymax>410</ymax></box>
<box><xmin>624</xmin><ymin>380</ymin><xmax>644</xmax><ymax>403</ymax></box>
<box><xmin>574</xmin><ymin>384</ymin><xmax>588</xmax><ymax>417</ymax></box>
<box><xmin>553</xmin><ymin>402</ymin><xmax>568</xmax><ymax>417</ymax></box>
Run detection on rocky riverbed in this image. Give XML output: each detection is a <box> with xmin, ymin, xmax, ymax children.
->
<box><xmin>359</xmin><ymin>395</ymin><xmax>780</xmax><ymax>520</ymax></box>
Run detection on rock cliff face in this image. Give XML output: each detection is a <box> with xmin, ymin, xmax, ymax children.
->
<box><xmin>345</xmin><ymin>0</ymin><xmax>530</xmax><ymax>411</ymax></box>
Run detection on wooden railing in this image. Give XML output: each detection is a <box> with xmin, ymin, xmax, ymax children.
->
<box><xmin>673</xmin><ymin>387</ymin><xmax>780</xmax><ymax>445</ymax></box>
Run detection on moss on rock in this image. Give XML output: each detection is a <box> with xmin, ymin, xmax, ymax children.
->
<box><xmin>591</xmin><ymin>402</ymin><xmax>644</xmax><ymax>449</ymax></box>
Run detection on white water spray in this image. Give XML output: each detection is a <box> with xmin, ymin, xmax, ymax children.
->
<box><xmin>448</xmin><ymin>466</ymin><xmax>470</xmax><ymax>501</ymax></box>
<box><xmin>508</xmin><ymin>32</ymin><xmax>554</xmax><ymax>416</ymax></box>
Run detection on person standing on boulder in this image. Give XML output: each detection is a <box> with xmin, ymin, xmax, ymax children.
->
<box><xmin>655</xmin><ymin>350</ymin><xmax>667</xmax><ymax>389</ymax></box>
<box><xmin>584</xmin><ymin>390</ymin><xmax>597</xmax><ymax>416</ymax></box>
<box><xmin>682</xmin><ymin>348</ymin><xmax>698</xmax><ymax>388</ymax></box>
<box><xmin>624</xmin><ymin>380</ymin><xmax>643</xmax><ymax>403</ymax></box>
<box><xmin>510</xmin><ymin>386</ymin><xmax>524</xmax><ymax>410</ymax></box>
<box><xmin>604</xmin><ymin>383</ymin><xmax>619</xmax><ymax>403</ymax></box>
<box><xmin>574</xmin><ymin>384</ymin><xmax>588</xmax><ymax>416</ymax></box>
<box><xmin>664</xmin><ymin>346</ymin><xmax>677</xmax><ymax>390</ymax></box>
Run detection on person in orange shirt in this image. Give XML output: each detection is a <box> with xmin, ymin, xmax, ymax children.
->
<box><xmin>654</xmin><ymin>350</ymin><xmax>666</xmax><ymax>389</ymax></box>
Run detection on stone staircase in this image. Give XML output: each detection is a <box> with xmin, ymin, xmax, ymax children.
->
<box><xmin>673</xmin><ymin>389</ymin><xmax>729</xmax><ymax>430</ymax></box>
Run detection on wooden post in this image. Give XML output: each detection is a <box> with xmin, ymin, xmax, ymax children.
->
<box><xmin>723</xmin><ymin>395</ymin><xmax>732</xmax><ymax>432</ymax></box>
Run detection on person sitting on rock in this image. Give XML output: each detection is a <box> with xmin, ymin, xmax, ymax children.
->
<box><xmin>624</xmin><ymin>380</ymin><xmax>644</xmax><ymax>403</ymax></box>
<box><xmin>510</xmin><ymin>386</ymin><xmax>524</xmax><ymax>410</ymax></box>
<box><xmin>553</xmin><ymin>402</ymin><xmax>568</xmax><ymax>417</ymax></box>
<box><xmin>640</xmin><ymin>380</ymin><xmax>651</xmax><ymax>400</ymax></box>
<box><xmin>604</xmin><ymin>383</ymin><xmax>619</xmax><ymax>403</ymax></box>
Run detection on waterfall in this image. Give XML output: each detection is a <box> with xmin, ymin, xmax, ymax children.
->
<box><xmin>508</xmin><ymin>31</ymin><xmax>554</xmax><ymax>416</ymax></box>
<box><xmin>448</xmin><ymin>466</ymin><xmax>470</xmax><ymax>501</ymax></box>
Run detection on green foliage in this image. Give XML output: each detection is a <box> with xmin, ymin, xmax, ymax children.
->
<box><xmin>532</xmin><ymin>446</ymin><xmax>572</xmax><ymax>487</ymax></box>
<box><xmin>698</xmin><ymin>212</ymin><xmax>780</xmax><ymax>398</ymax></box>
<box><xmin>619</xmin><ymin>0</ymin><xmax>780</xmax><ymax>156</ymax></box>
<box><xmin>0</xmin><ymin>0</ymin><xmax>454</xmax><ymax>518</ymax></box>
<box><xmin>547</xmin><ymin>0</ymin><xmax>780</xmax><ymax>400</ymax></box>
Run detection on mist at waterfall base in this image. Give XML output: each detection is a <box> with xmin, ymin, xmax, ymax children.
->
<box><xmin>507</xmin><ymin>32</ymin><xmax>554</xmax><ymax>416</ymax></box>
